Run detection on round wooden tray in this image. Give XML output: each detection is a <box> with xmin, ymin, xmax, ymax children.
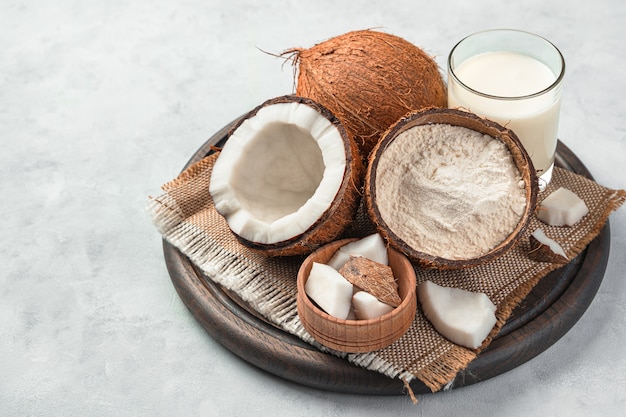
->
<box><xmin>163</xmin><ymin>120</ymin><xmax>610</xmax><ymax>395</ymax></box>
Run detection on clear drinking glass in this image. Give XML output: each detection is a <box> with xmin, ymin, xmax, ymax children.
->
<box><xmin>448</xmin><ymin>29</ymin><xmax>565</xmax><ymax>189</ymax></box>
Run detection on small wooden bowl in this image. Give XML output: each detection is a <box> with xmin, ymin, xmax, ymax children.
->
<box><xmin>296</xmin><ymin>238</ymin><xmax>417</xmax><ymax>353</ymax></box>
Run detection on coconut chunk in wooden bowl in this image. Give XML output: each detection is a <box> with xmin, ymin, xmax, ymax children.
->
<box><xmin>365</xmin><ymin>108</ymin><xmax>539</xmax><ymax>269</ymax></box>
<box><xmin>297</xmin><ymin>238</ymin><xmax>417</xmax><ymax>353</ymax></box>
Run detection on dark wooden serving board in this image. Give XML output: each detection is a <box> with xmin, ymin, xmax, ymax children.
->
<box><xmin>162</xmin><ymin>120</ymin><xmax>610</xmax><ymax>395</ymax></box>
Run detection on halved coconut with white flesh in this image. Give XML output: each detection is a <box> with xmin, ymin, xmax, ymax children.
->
<box><xmin>209</xmin><ymin>95</ymin><xmax>363</xmax><ymax>256</ymax></box>
<box><xmin>365</xmin><ymin>108</ymin><xmax>538</xmax><ymax>269</ymax></box>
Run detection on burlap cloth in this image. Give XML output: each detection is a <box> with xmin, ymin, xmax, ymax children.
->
<box><xmin>148</xmin><ymin>152</ymin><xmax>625</xmax><ymax>393</ymax></box>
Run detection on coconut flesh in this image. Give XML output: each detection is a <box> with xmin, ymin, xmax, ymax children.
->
<box><xmin>209</xmin><ymin>96</ymin><xmax>362</xmax><ymax>256</ymax></box>
<box><xmin>418</xmin><ymin>280</ymin><xmax>497</xmax><ymax>349</ymax></box>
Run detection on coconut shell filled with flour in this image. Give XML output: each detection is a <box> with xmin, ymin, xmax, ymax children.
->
<box><xmin>209</xmin><ymin>95</ymin><xmax>363</xmax><ymax>256</ymax></box>
<box><xmin>365</xmin><ymin>108</ymin><xmax>538</xmax><ymax>269</ymax></box>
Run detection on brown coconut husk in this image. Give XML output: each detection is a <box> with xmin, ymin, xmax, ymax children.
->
<box><xmin>339</xmin><ymin>255</ymin><xmax>402</xmax><ymax>307</ymax></box>
<box><xmin>282</xmin><ymin>29</ymin><xmax>447</xmax><ymax>160</ymax></box>
<box><xmin>222</xmin><ymin>95</ymin><xmax>364</xmax><ymax>257</ymax></box>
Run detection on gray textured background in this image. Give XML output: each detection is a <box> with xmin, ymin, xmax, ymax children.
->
<box><xmin>2</xmin><ymin>0</ymin><xmax>625</xmax><ymax>416</ymax></box>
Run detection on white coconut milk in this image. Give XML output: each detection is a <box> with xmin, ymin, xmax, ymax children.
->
<box><xmin>448</xmin><ymin>51</ymin><xmax>561</xmax><ymax>176</ymax></box>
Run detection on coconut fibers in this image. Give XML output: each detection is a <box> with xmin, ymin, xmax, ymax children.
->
<box><xmin>375</xmin><ymin>124</ymin><xmax>527</xmax><ymax>260</ymax></box>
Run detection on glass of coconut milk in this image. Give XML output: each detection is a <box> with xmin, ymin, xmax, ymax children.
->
<box><xmin>447</xmin><ymin>29</ymin><xmax>565</xmax><ymax>189</ymax></box>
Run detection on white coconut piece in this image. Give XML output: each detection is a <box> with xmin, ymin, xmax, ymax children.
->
<box><xmin>305</xmin><ymin>262</ymin><xmax>353</xmax><ymax>319</ymax></box>
<box><xmin>537</xmin><ymin>187</ymin><xmax>589</xmax><ymax>227</ymax></box>
<box><xmin>327</xmin><ymin>233</ymin><xmax>388</xmax><ymax>270</ymax></box>
<box><xmin>352</xmin><ymin>291</ymin><xmax>394</xmax><ymax>320</ymax></box>
<box><xmin>531</xmin><ymin>228</ymin><xmax>567</xmax><ymax>259</ymax></box>
<box><xmin>418</xmin><ymin>280</ymin><xmax>497</xmax><ymax>349</ymax></box>
<box><xmin>209</xmin><ymin>101</ymin><xmax>347</xmax><ymax>244</ymax></box>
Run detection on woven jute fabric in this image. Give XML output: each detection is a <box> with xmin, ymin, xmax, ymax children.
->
<box><xmin>149</xmin><ymin>152</ymin><xmax>625</xmax><ymax>392</ymax></box>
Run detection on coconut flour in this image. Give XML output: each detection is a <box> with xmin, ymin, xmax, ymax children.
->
<box><xmin>375</xmin><ymin>123</ymin><xmax>527</xmax><ymax>260</ymax></box>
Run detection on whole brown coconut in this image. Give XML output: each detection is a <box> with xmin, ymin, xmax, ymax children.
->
<box><xmin>283</xmin><ymin>29</ymin><xmax>448</xmax><ymax>159</ymax></box>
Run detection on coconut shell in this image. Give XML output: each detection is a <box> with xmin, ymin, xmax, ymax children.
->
<box><xmin>284</xmin><ymin>29</ymin><xmax>447</xmax><ymax>160</ymax></box>
<box><xmin>223</xmin><ymin>95</ymin><xmax>364</xmax><ymax>257</ymax></box>
<box><xmin>528</xmin><ymin>235</ymin><xmax>569</xmax><ymax>264</ymax></box>
<box><xmin>365</xmin><ymin>108</ymin><xmax>538</xmax><ymax>269</ymax></box>
<box><xmin>338</xmin><ymin>256</ymin><xmax>402</xmax><ymax>307</ymax></box>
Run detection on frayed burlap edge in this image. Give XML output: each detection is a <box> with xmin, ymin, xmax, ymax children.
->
<box><xmin>148</xmin><ymin>156</ymin><xmax>418</xmax><ymax>384</ymax></box>
<box><xmin>491</xmin><ymin>185</ymin><xmax>626</xmax><ymax>338</ymax></box>
<box><xmin>410</xmin><ymin>184</ymin><xmax>626</xmax><ymax>393</ymax></box>
<box><xmin>148</xmin><ymin>154</ymin><xmax>625</xmax><ymax>395</ymax></box>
